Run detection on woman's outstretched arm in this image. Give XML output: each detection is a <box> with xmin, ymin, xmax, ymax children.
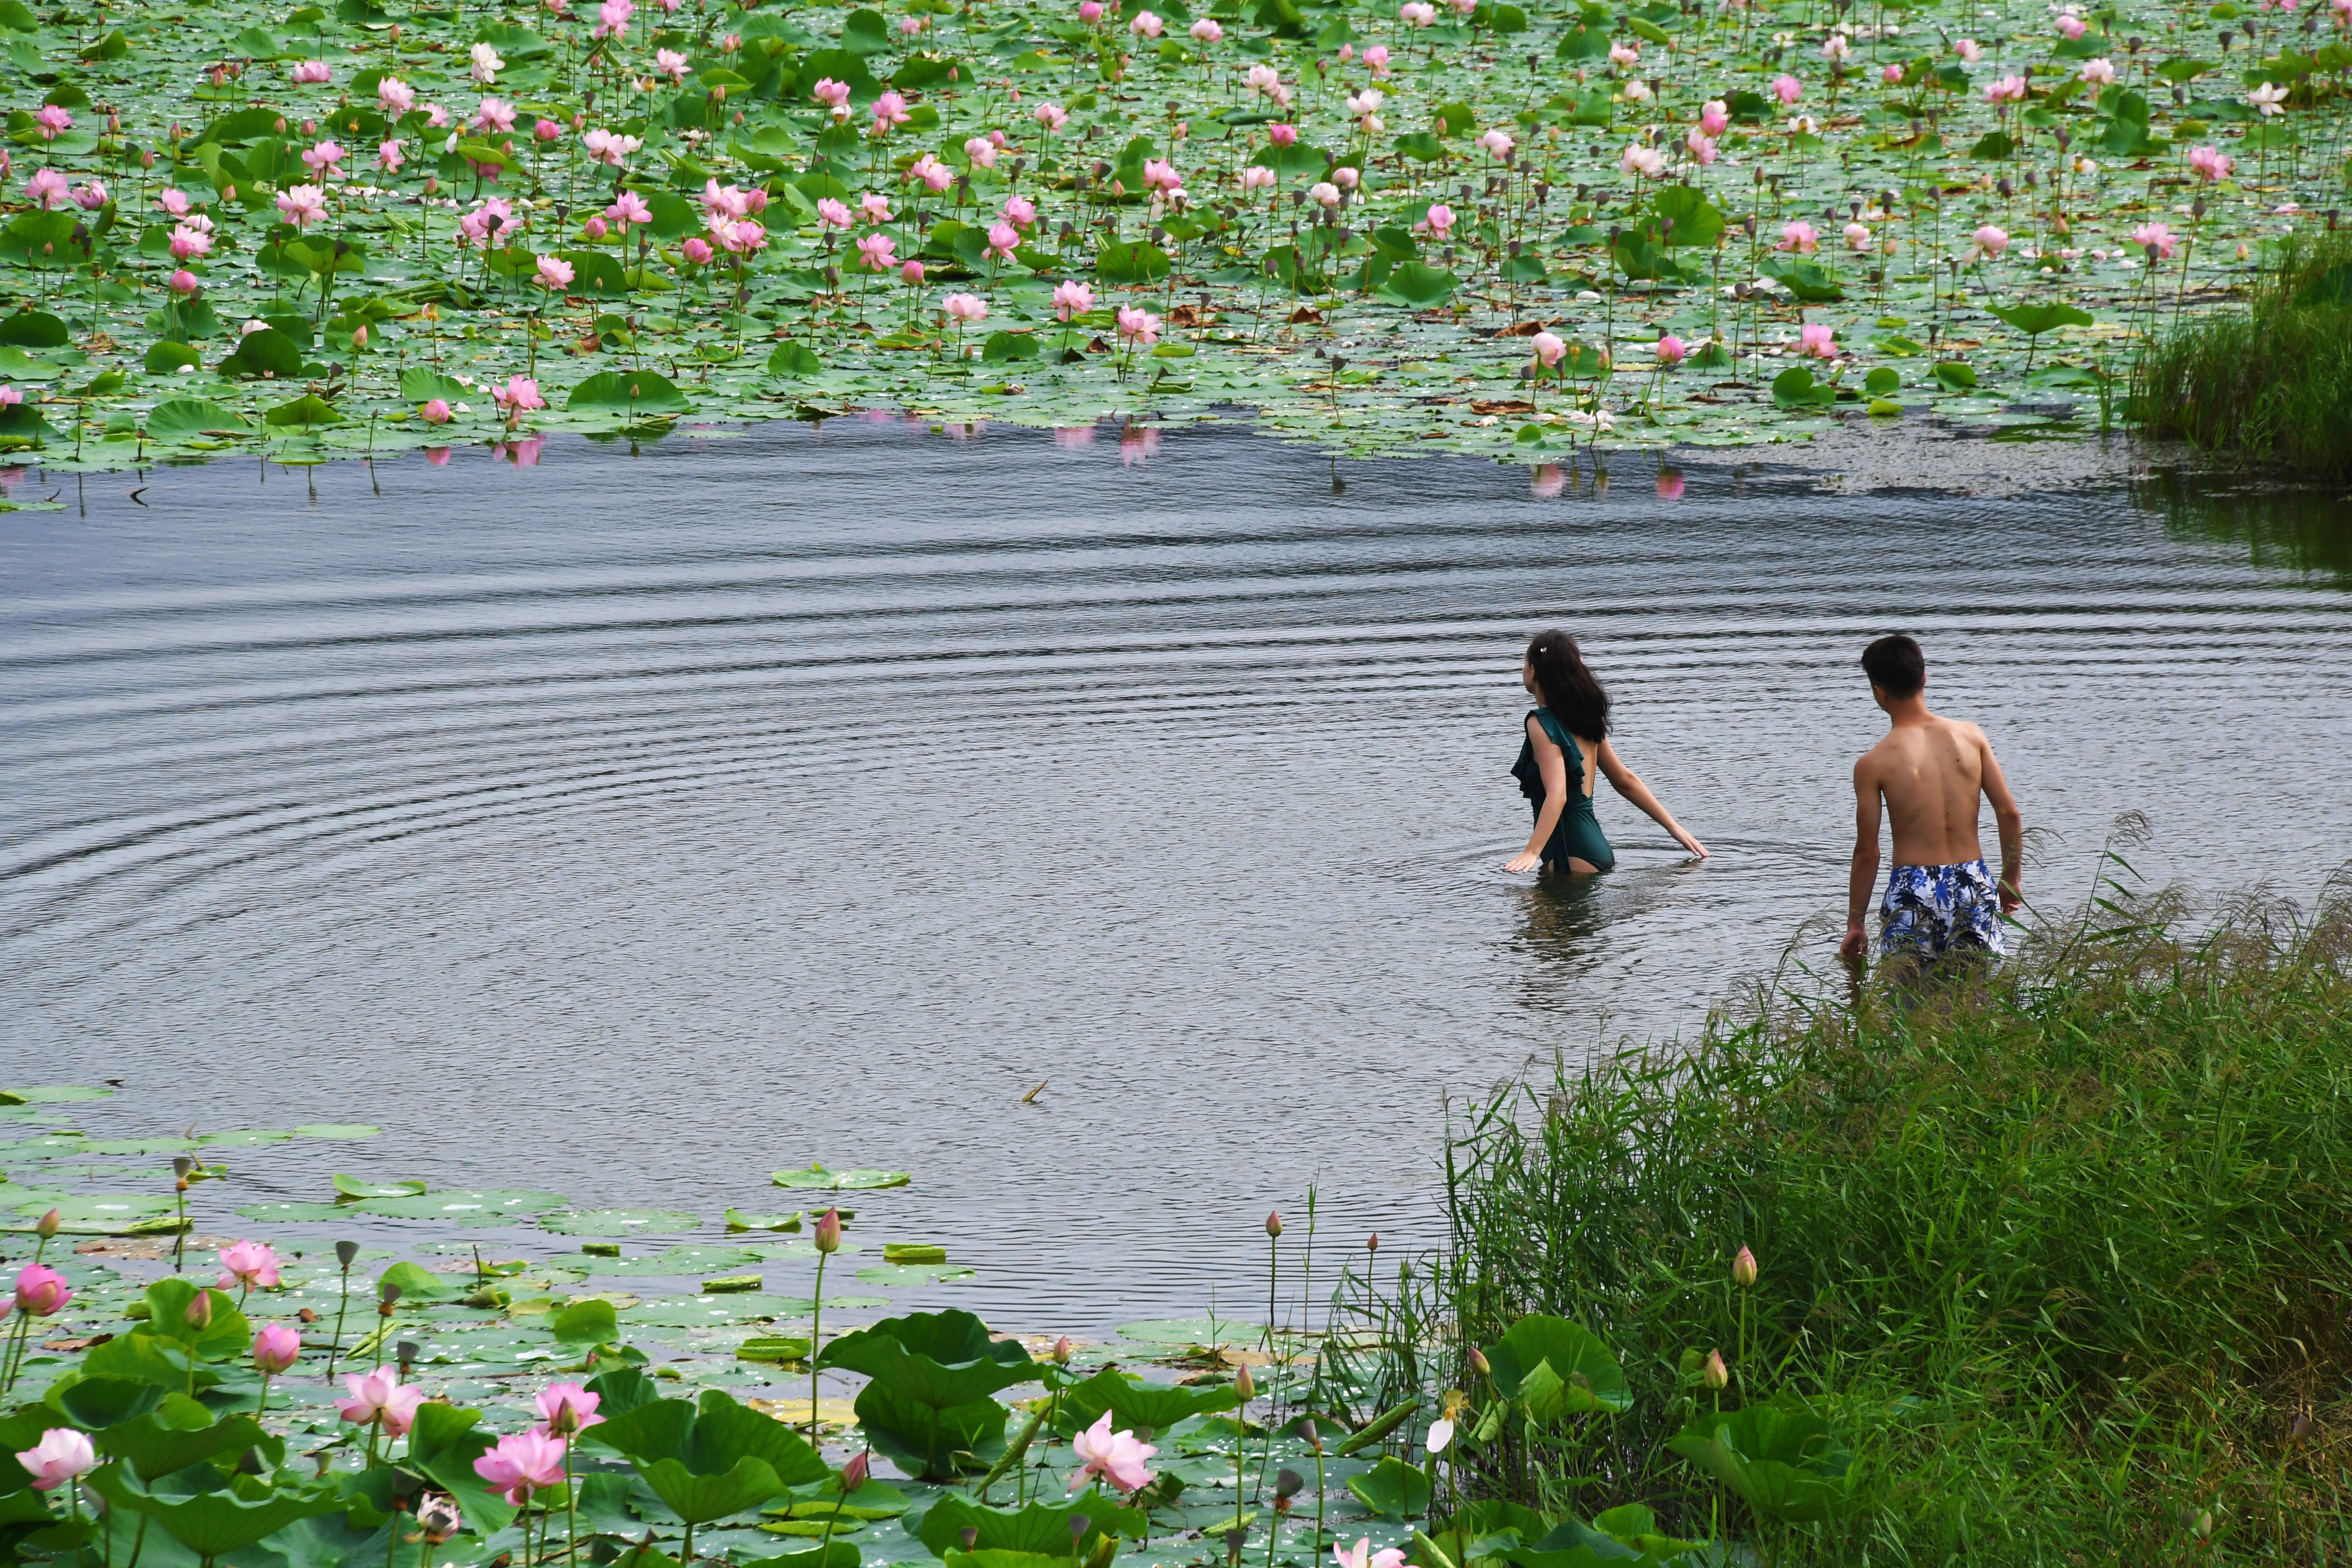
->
<box><xmin>1596</xmin><ymin>738</ymin><xmax>1709</xmax><ymax>859</ymax></box>
<box><xmin>1504</xmin><ymin>716</ymin><xmax>1569</xmax><ymax>873</ymax></box>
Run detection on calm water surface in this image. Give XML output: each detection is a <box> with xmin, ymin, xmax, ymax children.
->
<box><xmin>3</xmin><ymin>424</ymin><xmax>2348</xmax><ymax>1331</ymax></box>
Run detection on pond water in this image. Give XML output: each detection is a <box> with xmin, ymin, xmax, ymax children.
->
<box><xmin>4</xmin><ymin>424</ymin><xmax>2349</xmax><ymax>1334</ymax></box>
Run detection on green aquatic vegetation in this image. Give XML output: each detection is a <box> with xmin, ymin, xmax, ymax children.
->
<box><xmin>0</xmin><ymin>0</ymin><xmax>2335</xmax><ymax>475</ymax></box>
<box><xmin>1388</xmin><ymin>847</ymin><xmax>2352</xmax><ymax>1562</ymax></box>
<box><xmin>2133</xmin><ymin>225</ymin><xmax>2352</xmax><ymax>477</ymax></box>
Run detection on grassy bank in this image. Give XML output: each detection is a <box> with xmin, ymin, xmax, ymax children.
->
<box><xmin>2134</xmin><ymin>229</ymin><xmax>2352</xmax><ymax>482</ymax></box>
<box><xmin>1413</xmin><ymin>844</ymin><xmax>2352</xmax><ymax>1563</ymax></box>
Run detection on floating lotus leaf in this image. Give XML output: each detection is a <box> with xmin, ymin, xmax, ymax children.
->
<box><xmin>1346</xmin><ymin>1455</ymin><xmax>1435</xmax><ymax>1521</ymax></box>
<box><xmin>726</xmin><ymin>1208</ymin><xmax>804</xmax><ymax>1233</ymax></box>
<box><xmin>348</xmin><ymin>1188</ymin><xmax>568</xmax><ymax>1221</ymax></box>
<box><xmin>332</xmin><ymin>1174</ymin><xmax>428</xmax><ymax>1199</ymax></box>
<box><xmin>1050</xmin><ymin>1366</ymin><xmax>1240</xmax><ymax>1436</ymax></box>
<box><xmin>771</xmin><ymin>1165</ymin><xmax>909</xmax><ymax>1191</ymax></box>
<box><xmin>913</xmin><ymin>1489</ymin><xmax>1145</xmax><ymax>1557</ymax></box>
<box><xmin>539</xmin><ymin>1208</ymin><xmax>701</xmax><ymax>1236</ymax></box>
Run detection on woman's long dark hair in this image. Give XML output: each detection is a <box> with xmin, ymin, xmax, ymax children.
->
<box><xmin>1526</xmin><ymin>630</ymin><xmax>1610</xmax><ymax>740</ymax></box>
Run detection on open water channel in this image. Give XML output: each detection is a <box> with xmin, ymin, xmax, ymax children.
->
<box><xmin>3</xmin><ymin>421</ymin><xmax>2349</xmax><ymax>1332</ymax></box>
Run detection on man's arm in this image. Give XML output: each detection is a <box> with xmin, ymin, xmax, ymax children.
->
<box><xmin>1839</xmin><ymin>757</ymin><xmax>1882</xmax><ymax>961</ymax></box>
<box><xmin>1976</xmin><ymin>727</ymin><xmax>2023</xmax><ymax>911</ymax></box>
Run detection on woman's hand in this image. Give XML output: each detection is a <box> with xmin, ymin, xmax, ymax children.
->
<box><xmin>1504</xmin><ymin>851</ymin><xmax>1541</xmax><ymax>874</ymax></box>
<box><xmin>1673</xmin><ymin>828</ymin><xmax>1709</xmax><ymax>859</ymax></box>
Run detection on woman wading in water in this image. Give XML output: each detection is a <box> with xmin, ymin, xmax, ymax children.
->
<box><xmin>1505</xmin><ymin>630</ymin><xmax>1708</xmax><ymax>875</ymax></box>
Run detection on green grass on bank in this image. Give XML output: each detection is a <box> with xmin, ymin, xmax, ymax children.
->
<box><xmin>2134</xmin><ymin>229</ymin><xmax>2352</xmax><ymax>481</ymax></box>
<box><xmin>1426</xmin><ymin>842</ymin><xmax>2352</xmax><ymax>1563</ymax></box>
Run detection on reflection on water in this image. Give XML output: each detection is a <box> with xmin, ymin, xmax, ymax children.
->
<box><xmin>2137</xmin><ymin>467</ymin><xmax>2352</xmax><ymax>585</ymax></box>
<box><xmin>2</xmin><ymin>423</ymin><xmax>2349</xmax><ymax>1332</ymax></box>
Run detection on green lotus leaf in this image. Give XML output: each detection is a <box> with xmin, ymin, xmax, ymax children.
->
<box><xmin>1050</xmin><ymin>1366</ymin><xmax>1239</xmax><ymax>1436</ymax></box>
<box><xmin>1484</xmin><ymin>1316</ymin><xmax>1631</xmax><ymax>1417</ymax></box>
<box><xmin>773</xmin><ymin>1165</ymin><xmax>908</xmax><ymax>1191</ymax></box>
<box><xmin>852</xmin><ymin>1381</ymin><xmax>1007</xmax><ymax>1481</ymax></box>
<box><xmin>587</xmin><ymin>1389</ymin><xmax>829</xmax><ymax>1526</ymax></box>
<box><xmin>97</xmin><ymin>1410</ymin><xmax>275</xmax><ymax>1481</ymax></box>
<box><xmin>1347</xmin><ymin>1455</ymin><xmax>1435</xmax><ymax>1520</ymax></box>
<box><xmin>331</xmin><ymin>1174</ymin><xmax>427</xmax><ymax>1199</ymax></box>
<box><xmin>816</xmin><ymin>1310</ymin><xmax>1035</xmax><ymax>1408</ymax></box>
<box><xmin>1663</xmin><ymin>1392</ymin><xmax>1857</xmax><ymax>1525</ymax></box>
<box><xmin>914</xmin><ymin>1489</ymin><xmax>1145</xmax><ymax>1557</ymax></box>
<box><xmin>90</xmin><ymin>1468</ymin><xmax>345</xmax><ymax>1557</ymax></box>
<box><xmin>539</xmin><ymin>1208</ymin><xmax>700</xmax><ymax>1236</ymax></box>
<box><xmin>406</xmin><ymin>1399</ymin><xmax>519</xmax><ymax>1537</ymax></box>
<box><xmin>349</xmin><ymin>1188</ymin><xmax>567</xmax><ymax>1221</ymax></box>
<box><xmin>726</xmin><ymin>1208</ymin><xmax>804</xmax><ymax>1232</ymax></box>
<box><xmin>553</xmin><ymin>1298</ymin><xmax>621</xmax><ymax>1344</ymax></box>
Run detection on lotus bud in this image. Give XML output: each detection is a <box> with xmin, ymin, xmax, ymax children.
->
<box><xmin>1233</xmin><ymin>1364</ymin><xmax>1254</xmax><ymax>1401</ymax></box>
<box><xmin>141</xmin><ymin>149</ymin><xmax>155</xmax><ymax>169</ymax></box>
<box><xmin>335</xmin><ymin>1240</ymin><xmax>359</xmax><ymax>1268</ymax></box>
<box><xmin>841</xmin><ymin>1451</ymin><xmax>869</xmax><ymax>1492</ymax></box>
<box><xmin>1051</xmin><ymin>1335</ymin><xmax>1073</xmax><ymax>1365</ymax></box>
<box><xmin>814</xmin><ymin>1207</ymin><xmax>842</xmax><ymax>1254</ymax></box>
<box><xmin>35</xmin><ymin>1208</ymin><xmax>59</xmax><ymax>1239</ymax></box>
<box><xmin>186</xmin><ymin>1291</ymin><xmax>213</xmax><ymax>1329</ymax></box>
<box><xmin>1704</xmin><ymin>1348</ymin><xmax>1729</xmax><ymax>1388</ymax></box>
<box><xmin>1366</xmin><ymin>1233</ymin><xmax>1379</xmax><ymax>1255</ymax></box>
<box><xmin>1466</xmin><ymin>1345</ymin><xmax>1490</xmax><ymax>1377</ymax></box>
<box><xmin>416</xmin><ymin>1494</ymin><xmax>464</xmax><ymax>1542</ymax></box>
<box><xmin>1265</xmin><ymin>1210</ymin><xmax>1282</xmax><ymax>1238</ymax></box>
<box><xmin>1732</xmin><ymin>1246</ymin><xmax>1758</xmax><ymax>1288</ymax></box>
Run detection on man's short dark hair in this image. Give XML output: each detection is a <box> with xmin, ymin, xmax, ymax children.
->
<box><xmin>1861</xmin><ymin>634</ymin><xmax>1925</xmax><ymax>698</ymax></box>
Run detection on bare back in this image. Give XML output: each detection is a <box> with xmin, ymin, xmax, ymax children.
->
<box><xmin>1856</xmin><ymin>715</ymin><xmax>1998</xmax><ymax>866</ymax></box>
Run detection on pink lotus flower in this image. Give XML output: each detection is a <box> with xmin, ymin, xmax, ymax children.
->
<box><xmin>252</xmin><ymin>1322</ymin><xmax>300</xmax><ymax>1374</ymax></box>
<box><xmin>817</xmin><ymin>197</ymin><xmax>853</xmax><ymax>230</ymax></box>
<box><xmin>812</xmin><ymin>77</ymin><xmax>851</xmax><ymax>115</ymax></box>
<box><xmin>379</xmin><ymin>76</ymin><xmax>415</xmax><ymax>114</ymax></box>
<box><xmin>2056</xmin><ymin>12</ymin><xmax>2087</xmax><ymax>38</ymax></box>
<box><xmin>155</xmin><ymin>187</ymin><xmax>192</xmax><ymax>216</ymax></box>
<box><xmin>277</xmin><ymin>184</ymin><xmax>327</xmax><ymax>227</ymax></box>
<box><xmin>961</xmin><ymin>135</ymin><xmax>999</xmax><ymax>170</ymax></box>
<box><xmin>15</xmin><ymin>1266</ymin><xmax>71</xmax><ymax>1317</ymax></box>
<box><xmin>1417</xmin><ymin>202</ymin><xmax>1454</xmax><ymax>238</ymax></box>
<box><xmin>1778</xmin><ymin>220</ymin><xmax>1820</xmax><ymax>254</ymax></box>
<box><xmin>1239</xmin><ymin>166</ymin><xmax>1276</xmax><ymax>192</ymax></box>
<box><xmin>856</xmin><ymin>231</ymin><xmax>898</xmax><ymax>271</ymax></box>
<box><xmin>606</xmin><ymin>191</ymin><xmax>652</xmax><ymax>230</ymax></box>
<box><xmin>1656</xmin><ymin>333</ymin><xmax>1688</xmax><ymax>365</ymax></box>
<box><xmin>1079</xmin><ymin>0</ymin><xmax>1103</xmax><ymax>19</ymax></box>
<box><xmin>945</xmin><ymin>292</ymin><xmax>988</xmax><ymax>324</ymax></box>
<box><xmin>14</xmin><ymin>1429</ymin><xmax>95</xmax><ymax>1492</ymax></box>
<box><xmin>1053</xmin><ymin>279</ymin><xmax>1093</xmax><ymax>320</ymax></box>
<box><xmin>1843</xmin><ymin>221</ymin><xmax>1871</xmax><ymax>250</ymax></box>
<box><xmin>704</xmin><ymin>178</ymin><xmax>750</xmax><ymax>219</ymax></box>
<box><xmin>1190</xmin><ymin>17</ymin><xmax>1222</xmax><ymax>41</ymax></box>
<box><xmin>422</xmin><ymin>103</ymin><xmax>450</xmax><ymax>128</ymax></box>
<box><xmin>2188</xmin><ymin>144</ymin><xmax>2233</xmax><ymax>182</ymax></box>
<box><xmin>0</xmin><ymin>385</ymin><xmax>22</xmax><ymax>406</ymax></box>
<box><xmin>1070</xmin><ymin>1411</ymin><xmax>1157</xmax><ymax>1493</ymax></box>
<box><xmin>70</xmin><ymin>179</ymin><xmax>106</xmax><ymax>210</ymax></box>
<box><xmin>536</xmin><ymin>254</ymin><xmax>575</xmax><ymax>290</ymax></box>
<box><xmin>474</xmin><ymin>98</ymin><xmax>517</xmax><ymax>135</ymax></box>
<box><xmin>218</xmin><ymin>1240</ymin><xmax>281</xmax><ymax>1292</ymax></box>
<box><xmin>293</xmin><ymin>58</ymin><xmax>332</xmax><ymax>84</ymax></box>
<box><xmin>458</xmin><ymin>198</ymin><xmax>515</xmax><ymax>247</ymax></box>
<box><xmin>167</xmin><ymin>270</ymin><xmax>199</xmax><ymax>295</ymax></box>
<box><xmin>34</xmin><ymin>105</ymin><xmax>71</xmax><ymax>139</ymax></box>
<box><xmin>583</xmin><ymin>128</ymin><xmax>642</xmax><ymax>166</ymax></box>
<box><xmin>1772</xmin><ymin>74</ymin><xmax>1801</xmax><ymax>104</ymax></box>
<box><xmin>1984</xmin><ymin>73</ymin><xmax>2027</xmax><ymax>104</ymax></box>
<box><xmin>1364</xmin><ymin>43</ymin><xmax>1391</xmax><ymax>74</ymax></box>
<box><xmin>1130</xmin><ymin>8</ymin><xmax>1162</xmax><ymax>36</ymax></box>
<box><xmin>860</xmin><ymin>191</ymin><xmax>893</xmax><ymax>223</ymax></box>
<box><xmin>1881</xmin><ymin>62</ymin><xmax>1904</xmax><ymax>84</ymax></box>
<box><xmin>1955</xmin><ymin>38</ymin><xmax>1982</xmax><ymax>61</ymax></box>
<box><xmin>535</xmin><ymin>1382</ymin><xmax>604</xmax><ymax>1437</ymax></box>
<box><xmin>1309</xmin><ymin>180</ymin><xmax>1340</xmax><ymax>209</ymax></box>
<box><xmin>985</xmin><ymin>221</ymin><xmax>1019</xmax><ymax>261</ymax></box>
<box><xmin>494</xmin><ymin>375</ymin><xmax>545</xmax><ymax>413</ymax></box>
<box><xmin>594</xmin><ymin>0</ymin><xmax>632</xmax><ymax>34</ymax></box>
<box><xmin>1115</xmin><ymin>305</ymin><xmax>1160</xmax><ymax>346</ymax></box>
<box><xmin>1609</xmin><ymin>40</ymin><xmax>1639</xmax><ymax>68</ymax></box>
<box><xmin>871</xmin><ymin>91</ymin><xmax>910</xmax><ymax>131</ymax></box>
<box><xmin>1476</xmin><ymin>128</ymin><xmax>1514</xmax><ymax>159</ymax></box>
<box><xmin>1142</xmin><ymin>157</ymin><xmax>1182</xmax><ymax>193</ymax></box>
<box><xmin>1799</xmin><ymin>321</ymin><xmax>1836</xmax><ymax>358</ymax></box>
<box><xmin>656</xmin><ymin>48</ymin><xmax>689</xmax><ymax>82</ymax></box>
<box><xmin>301</xmin><ymin>140</ymin><xmax>346</xmax><ymax>177</ymax></box>
<box><xmin>1333</xmin><ymin>1541</ymin><xmax>1405</xmax><ymax>1568</ymax></box>
<box><xmin>1700</xmin><ymin>98</ymin><xmax>1730</xmax><ymax>136</ymax></box>
<box><xmin>1034</xmin><ymin>102</ymin><xmax>1070</xmax><ymax>131</ymax></box>
<box><xmin>2079</xmin><ymin>57</ymin><xmax>2115</xmax><ymax>85</ymax></box>
<box><xmin>1620</xmin><ymin>144</ymin><xmax>1666</xmax><ymax>179</ymax></box>
<box><xmin>1003</xmin><ymin>194</ymin><xmax>1038</xmax><ymax>229</ymax></box>
<box><xmin>1530</xmin><ymin>330</ymin><xmax>1566</xmax><ymax>368</ymax></box>
<box><xmin>24</xmin><ymin>169</ymin><xmax>67</xmax><ymax>209</ymax></box>
<box><xmin>1268</xmin><ymin>122</ymin><xmax>1298</xmax><ymax>147</ymax></box>
<box><xmin>535</xmin><ymin>119</ymin><xmax>562</xmax><ymax>143</ymax></box>
<box><xmin>373</xmin><ymin>136</ymin><xmax>405</xmax><ymax>173</ymax></box>
<box><xmin>1970</xmin><ymin>223</ymin><xmax>2010</xmax><ymax>259</ymax></box>
<box><xmin>1333</xmin><ymin>166</ymin><xmax>1360</xmax><ymax>189</ymax></box>
<box><xmin>900</xmin><ymin>259</ymin><xmax>925</xmax><ymax>284</ymax></box>
<box><xmin>474</xmin><ymin>1430</ymin><xmax>568</xmax><ymax>1504</ymax></box>
<box><xmin>420</xmin><ymin>398</ymin><xmax>452</xmax><ymax>424</ymax></box>
<box><xmin>681</xmin><ymin>236</ymin><xmax>713</xmax><ymax>264</ymax></box>
<box><xmin>2129</xmin><ymin>220</ymin><xmax>2178</xmax><ymax>259</ymax></box>
<box><xmin>1685</xmin><ymin>130</ymin><xmax>1718</xmax><ymax>165</ymax></box>
<box><xmin>1399</xmin><ymin>0</ymin><xmax>1437</xmax><ymax>24</ymax></box>
<box><xmin>339</xmin><ymin>1368</ymin><xmax>427</xmax><ymax>1435</ymax></box>
<box><xmin>470</xmin><ymin>41</ymin><xmax>505</xmax><ymax>83</ymax></box>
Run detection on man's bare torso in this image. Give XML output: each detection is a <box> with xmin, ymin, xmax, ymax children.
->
<box><xmin>1857</xmin><ymin>716</ymin><xmax>1992</xmax><ymax>866</ymax></box>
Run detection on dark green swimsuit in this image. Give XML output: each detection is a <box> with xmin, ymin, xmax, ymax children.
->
<box><xmin>1511</xmin><ymin>708</ymin><xmax>1616</xmax><ymax>873</ymax></box>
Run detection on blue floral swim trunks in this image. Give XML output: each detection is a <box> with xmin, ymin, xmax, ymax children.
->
<box><xmin>1881</xmin><ymin>859</ymin><xmax>2005</xmax><ymax>960</ymax></box>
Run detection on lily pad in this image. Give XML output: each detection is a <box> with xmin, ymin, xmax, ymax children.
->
<box><xmin>540</xmin><ymin>1208</ymin><xmax>701</xmax><ymax>1236</ymax></box>
<box><xmin>771</xmin><ymin>1165</ymin><xmax>909</xmax><ymax>1191</ymax></box>
<box><xmin>348</xmin><ymin>1189</ymin><xmax>569</xmax><ymax>1221</ymax></box>
<box><xmin>332</xmin><ymin>1174</ymin><xmax>429</xmax><ymax>1199</ymax></box>
<box><xmin>1116</xmin><ymin>1317</ymin><xmax>1265</xmax><ymax>1348</ymax></box>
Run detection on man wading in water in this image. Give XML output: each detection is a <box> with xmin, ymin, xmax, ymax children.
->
<box><xmin>1839</xmin><ymin>634</ymin><xmax>2024</xmax><ymax>967</ymax></box>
